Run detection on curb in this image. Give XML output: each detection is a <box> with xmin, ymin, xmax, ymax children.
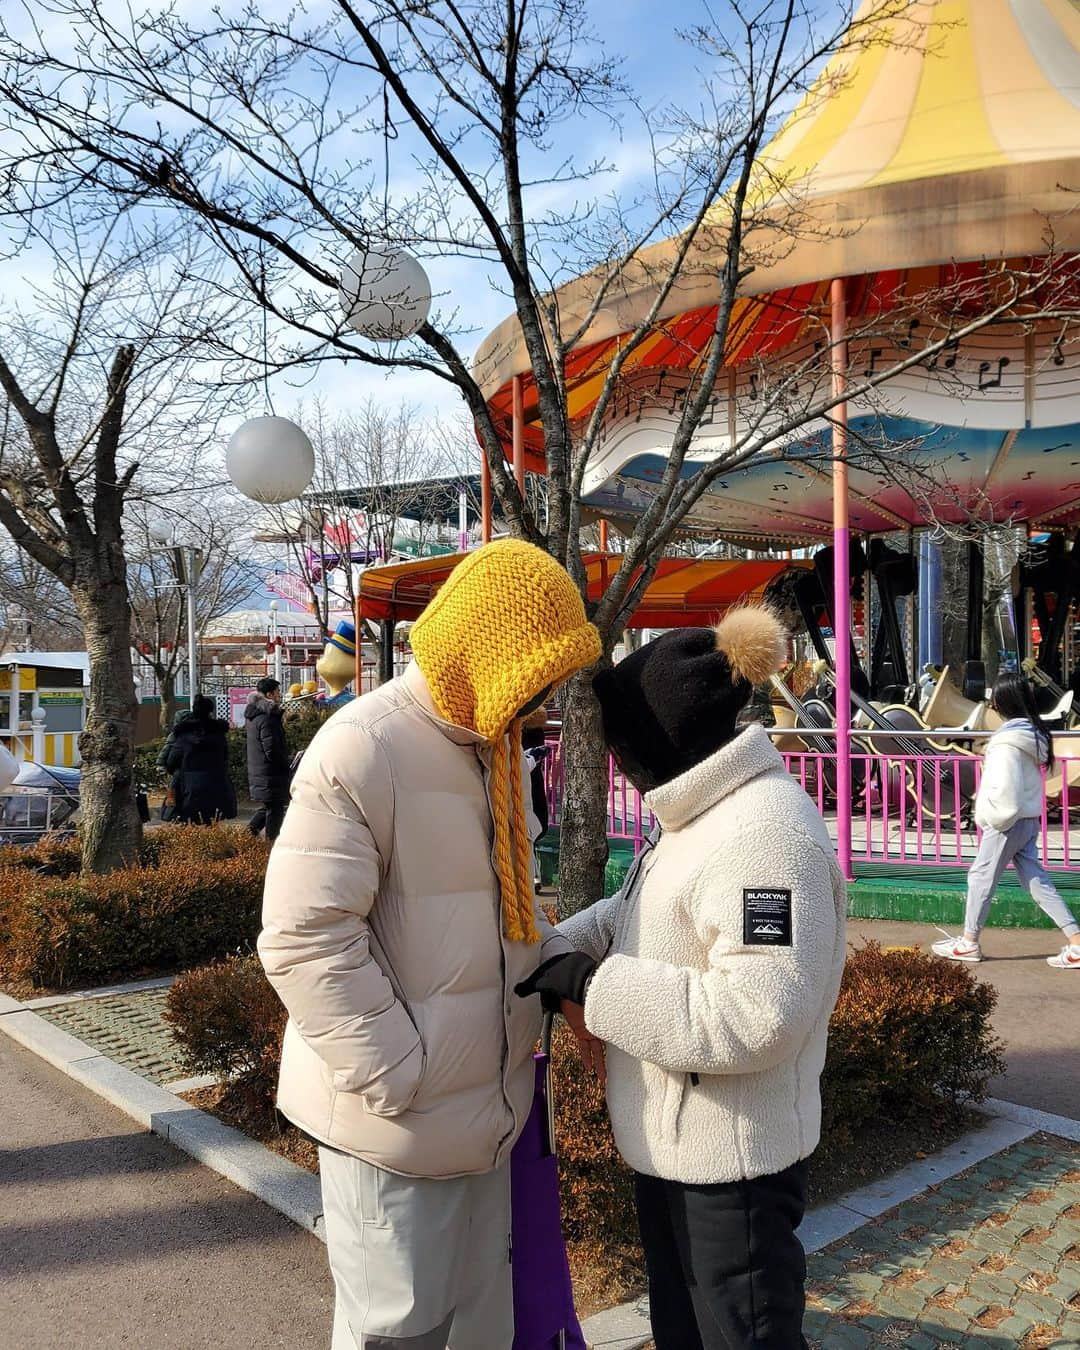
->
<box><xmin>983</xmin><ymin>1094</ymin><xmax>1080</xmax><ymax>1142</ymax></box>
<box><xmin>0</xmin><ymin>998</ymin><xmax>324</xmax><ymax>1240</ymax></box>
<box><xmin>4</xmin><ymin>989</ymin><xmax>1077</xmax><ymax>1350</ymax></box>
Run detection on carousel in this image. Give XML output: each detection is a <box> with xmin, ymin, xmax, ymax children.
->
<box><xmin>458</xmin><ymin>0</ymin><xmax>1080</xmax><ymax>913</ymax></box>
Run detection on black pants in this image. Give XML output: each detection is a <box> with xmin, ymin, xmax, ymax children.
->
<box><xmin>249</xmin><ymin>796</ymin><xmax>288</xmax><ymax>842</ymax></box>
<box><xmin>634</xmin><ymin>1161</ymin><xmax>809</xmax><ymax>1350</ymax></box>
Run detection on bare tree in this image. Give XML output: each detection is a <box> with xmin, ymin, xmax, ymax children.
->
<box><xmin>0</xmin><ymin>205</ymin><xmax>242</xmax><ymax>871</ymax></box>
<box><xmin>0</xmin><ymin>546</ymin><xmax>81</xmax><ymax>651</ymax></box>
<box><xmin>2</xmin><ymin>0</ymin><xmax>1077</xmax><ymax>899</ymax></box>
<box><xmin>128</xmin><ymin>506</ymin><xmax>258</xmax><ymax>731</ymax></box>
<box><xmin>265</xmin><ymin>398</ymin><xmax>453</xmax><ymax>640</ymax></box>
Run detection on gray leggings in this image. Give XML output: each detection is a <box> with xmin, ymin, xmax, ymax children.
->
<box><xmin>965</xmin><ymin>817</ymin><xmax>1080</xmax><ymax>938</ymax></box>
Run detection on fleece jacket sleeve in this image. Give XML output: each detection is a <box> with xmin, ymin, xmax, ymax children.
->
<box><xmin>556</xmin><ymin>888</ymin><xmax>625</xmax><ymax>963</ymax></box>
<box><xmin>976</xmin><ymin>741</ymin><xmax>1025</xmax><ymax>833</ymax></box>
<box><xmin>257</xmin><ymin>718</ymin><xmax>424</xmax><ymax>1116</ymax></box>
<box><xmin>583</xmin><ymin>822</ymin><xmax>839</xmax><ymax>1076</ymax></box>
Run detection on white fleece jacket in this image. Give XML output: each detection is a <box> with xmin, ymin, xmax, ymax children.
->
<box><xmin>558</xmin><ymin>724</ymin><xmax>847</xmax><ymax>1185</ymax></box>
<box><xmin>974</xmin><ymin>720</ymin><xmax>1050</xmax><ymax>834</ymax></box>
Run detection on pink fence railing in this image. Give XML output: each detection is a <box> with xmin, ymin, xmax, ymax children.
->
<box><xmin>546</xmin><ymin>734</ymin><xmax>1080</xmax><ymax>872</ymax></box>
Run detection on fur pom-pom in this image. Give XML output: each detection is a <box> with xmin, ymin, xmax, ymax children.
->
<box><xmin>714</xmin><ymin>607</ymin><xmax>788</xmax><ymax>686</ymax></box>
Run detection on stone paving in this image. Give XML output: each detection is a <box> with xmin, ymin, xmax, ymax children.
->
<box><xmin>14</xmin><ymin>985</ymin><xmax>1080</xmax><ymax>1347</ymax></box>
<box><xmin>33</xmin><ymin>987</ymin><xmax>186</xmax><ymax>1084</ymax></box>
<box><xmin>805</xmin><ymin>1132</ymin><xmax>1080</xmax><ymax>1349</ymax></box>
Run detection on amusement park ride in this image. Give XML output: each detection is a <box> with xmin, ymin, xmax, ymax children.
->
<box><xmin>464</xmin><ymin>0</ymin><xmax>1080</xmax><ymax>882</ymax></box>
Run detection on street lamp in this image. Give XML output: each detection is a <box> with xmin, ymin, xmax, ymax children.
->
<box><xmin>269</xmin><ymin>599</ymin><xmax>284</xmax><ymax>687</ymax></box>
<box><xmin>149</xmin><ymin>523</ymin><xmax>201</xmax><ymax>700</ymax></box>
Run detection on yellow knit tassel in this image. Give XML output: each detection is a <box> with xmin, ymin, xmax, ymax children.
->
<box><xmin>490</xmin><ymin>734</ymin><xmax>539</xmax><ymax>943</ymax></box>
<box><xmin>508</xmin><ymin>725</ymin><xmax>540</xmax><ymax>943</ymax></box>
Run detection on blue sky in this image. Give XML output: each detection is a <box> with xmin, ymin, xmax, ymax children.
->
<box><xmin>1</xmin><ymin>0</ymin><xmax>840</xmax><ymax>450</ymax></box>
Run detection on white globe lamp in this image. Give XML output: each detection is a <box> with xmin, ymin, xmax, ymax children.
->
<box><xmin>226</xmin><ymin>416</ymin><xmax>315</xmax><ymax>504</ymax></box>
<box><xmin>149</xmin><ymin>521</ymin><xmax>173</xmax><ymax>546</ymax></box>
<box><xmin>339</xmin><ymin>246</ymin><xmax>431</xmax><ymax>341</ymax></box>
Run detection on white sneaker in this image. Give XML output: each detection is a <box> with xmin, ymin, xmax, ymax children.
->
<box><xmin>1046</xmin><ymin>945</ymin><xmax>1080</xmax><ymax>970</ymax></box>
<box><xmin>931</xmin><ymin>934</ymin><xmax>982</xmax><ymax>963</ymax></box>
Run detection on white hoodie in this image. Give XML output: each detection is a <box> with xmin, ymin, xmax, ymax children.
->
<box><xmin>974</xmin><ymin>719</ymin><xmax>1048</xmax><ymax>834</ymax></box>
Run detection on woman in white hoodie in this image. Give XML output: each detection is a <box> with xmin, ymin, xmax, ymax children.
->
<box><xmin>933</xmin><ymin>672</ymin><xmax>1080</xmax><ymax>969</ymax></box>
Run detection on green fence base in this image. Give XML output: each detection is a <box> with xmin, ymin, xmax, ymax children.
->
<box><xmin>538</xmin><ymin>831</ymin><xmax>1080</xmax><ymax>929</ymax></box>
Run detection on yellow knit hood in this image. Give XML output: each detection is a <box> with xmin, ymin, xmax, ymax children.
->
<box><xmin>410</xmin><ymin>539</ymin><xmax>601</xmax><ymax>943</ymax></box>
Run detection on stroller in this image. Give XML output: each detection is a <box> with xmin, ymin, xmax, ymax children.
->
<box><xmin>0</xmin><ymin>761</ymin><xmax>81</xmax><ymax>846</ymax></box>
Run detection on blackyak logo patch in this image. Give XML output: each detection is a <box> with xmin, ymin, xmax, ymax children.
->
<box><xmin>743</xmin><ymin>889</ymin><xmax>792</xmax><ymax>946</ymax></box>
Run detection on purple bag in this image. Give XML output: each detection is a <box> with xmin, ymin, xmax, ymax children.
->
<box><xmin>510</xmin><ymin>1017</ymin><xmax>587</xmax><ymax>1350</ymax></box>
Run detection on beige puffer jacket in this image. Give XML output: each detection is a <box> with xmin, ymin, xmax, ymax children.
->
<box><xmin>559</xmin><ymin>724</ymin><xmax>847</xmax><ymax>1186</ymax></box>
<box><xmin>258</xmin><ymin>663</ymin><xmax>570</xmax><ymax>1179</ymax></box>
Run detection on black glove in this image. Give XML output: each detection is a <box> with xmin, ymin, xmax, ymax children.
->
<box><xmin>514</xmin><ymin>952</ymin><xmax>597</xmax><ymax>1012</ymax></box>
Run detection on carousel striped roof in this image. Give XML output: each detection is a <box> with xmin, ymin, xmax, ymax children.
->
<box><xmin>474</xmin><ymin>0</ymin><xmax>1080</xmax><ymax>448</ymax></box>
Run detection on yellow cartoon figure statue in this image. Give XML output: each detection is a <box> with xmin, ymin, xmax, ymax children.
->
<box><xmin>315</xmin><ymin>621</ymin><xmax>357</xmax><ymax>701</ymax></box>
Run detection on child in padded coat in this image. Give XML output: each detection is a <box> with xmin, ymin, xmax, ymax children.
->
<box><xmin>516</xmin><ymin>609</ymin><xmax>847</xmax><ymax>1350</ymax></box>
<box><xmin>932</xmin><ymin>671</ymin><xmax>1080</xmax><ymax>969</ymax></box>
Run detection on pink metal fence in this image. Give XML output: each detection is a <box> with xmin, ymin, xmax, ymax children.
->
<box><xmin>546</xmin><ymin>735</ymin><xmax>1080</xmax><ymax>872</ymax></box>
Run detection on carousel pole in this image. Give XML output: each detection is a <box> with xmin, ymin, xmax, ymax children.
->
<box><xmin>831</xmin><ymin>277</ymin><xmax>854</xmax><ymax>882</ymax></box>
<box><xmin>481</xmin><ymin>453</ymin><xmax>493</xmax><ymax>544</ymax></box>
<box><xmin>512</xmin><ymin>374</ymin><xmax>526</xmax><ymax>496</ymax></box>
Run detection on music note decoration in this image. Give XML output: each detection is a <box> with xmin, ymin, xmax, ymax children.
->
<box><xmin>926</xmin><ymin>337</ymin><xmax>960</xmax><ymax>373</ymax></box>
<box><xmin>977</xmin><ymin>356</ymin><xmax>1010</xmax><ymax>392</ymax></box>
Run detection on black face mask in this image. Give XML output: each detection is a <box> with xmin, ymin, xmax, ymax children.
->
<box><xmin>515</xmin><ymin>684</ymin><xmax>552</xmax><ymax>721</ymax></box>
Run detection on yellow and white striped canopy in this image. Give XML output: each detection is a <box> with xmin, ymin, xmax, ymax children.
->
<box><xmin>474</xmin><ymin>0</ymin><xmax>1080</xmax><ymax>401</ymax></box>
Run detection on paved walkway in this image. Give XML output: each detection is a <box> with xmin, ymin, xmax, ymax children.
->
<box><xmin>4</xmin><ymin>921</ymin><xmax>1080</xmax><ymax>1348</ymax></box>
<box><xmin>804</xmin><ymin>1131</ymin><xmax>1080</xmax><ymax>1349</ymax></box>
<box><xmin>32</xmin><ymin>987</ymin><xmax>185</xmax><ymax>1085</ymax></box>
<box><xmin>847</xmin><ymin>920</ymin><xmax>1080</xmax><ymax>1120</ymax></box>
<box><xmin>0</xmin><ymin>1034</ymin><xmax>333</xmax><ymax>1350</ymax></box>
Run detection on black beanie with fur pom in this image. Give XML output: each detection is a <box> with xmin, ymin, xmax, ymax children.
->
<box><xmin>592</xmin><ymin>609</ymin><xmax>787</xmax><ymax>792</ymax></box>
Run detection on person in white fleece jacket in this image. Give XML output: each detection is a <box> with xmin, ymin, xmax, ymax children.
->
<box><xmin>932</xmin><ymin>671</ymin><xmax>1080</xmax><ymax>969</ymax></box>
<box><xmin>516</xmin><ymin>609</ymin><xmax>846</xmax><ymax>1350</ymax></box>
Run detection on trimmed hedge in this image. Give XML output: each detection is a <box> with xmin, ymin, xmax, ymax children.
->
<box><xmin>0</xmin><ymin>825</ymin><xmax>269</xmax><ymax>992</ymax></box>
<box><xmin>165</xmin><ymin>953</ymin><xmax>287</xmax><ymax>1114</ymax></box>
<box><xmin>165</xmin><ymin>939</ymin><xmax>1004</xmax><ymax>1283</ymax></box>
<box><xmin>820</xmin><ymin>940</ymin><xmax>1005</xmax><ymax>1149</ymax></box>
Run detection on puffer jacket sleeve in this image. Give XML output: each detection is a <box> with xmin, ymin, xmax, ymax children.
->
<box><xmin>583</xmin><ymin>822</ymin><xmax>841</xmax><ymax>1076</ymax></box>
<box><xmin>975</xmin><ymin>740</ymin><xmax>1025</xmax><ymax>833</ymax></box>
<box><xmin>258</xmin><ymin>717</ymin><xmax>424</xmax><ymax>1116</ymax></box>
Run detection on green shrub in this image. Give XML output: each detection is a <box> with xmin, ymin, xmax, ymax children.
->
<box><xmin>0</xmin><ymin>824</ymin><xmax>269</xmax><ymax>991</ymax></box>
<box><xmin>165</xmin><ymin>953</ymin><xmax>286</xmax><ymax>1111</ymax></box>
<box><xmin>225</xmin><ymin>727</ymin><xmax>249</xmax><ymax>798</ymax></box>
<box><xmin>285</xmin><ymin>704</ymin><xmax>333</xmax><ymax>760</ymax></box>
<box><xmin>133</xmin><ymin>739</ymin><xmax>167</xmax><ymax>794</ymax></box>
<box><xmin>820</xmin><ymin>940</ymin><xmax>1006</xmax><ymax>1147</ymax></box>
<box><xmin>151</xmin><ymin>940</ymin><xmax>1006</xmax><ymax>1292</ymax></box>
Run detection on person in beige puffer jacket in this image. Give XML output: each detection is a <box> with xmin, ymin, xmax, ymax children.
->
<box><xmin>258</xmin><ymin>540</ymin><xmax>601</xmax><ymax>1350</ymax></box>
<box><xmin>519</xmin><ymin>609</ymin><xmax>846</xmax><ymax>1350</ymax></box>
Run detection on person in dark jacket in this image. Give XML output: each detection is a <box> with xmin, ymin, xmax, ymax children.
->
<box><xmin>521</xmin><ymin>704</ymin><xmax>551</xmax><ymax>839</ymax></box>
<box><xmin>163</xmin><ymin>695</ymin><xmax>237</xmax><ymax>825</ymax></box>
<box><xmin>245</xmin><ymin>677</ymin><xmax>290</xmax><ymax>840</ymax></box>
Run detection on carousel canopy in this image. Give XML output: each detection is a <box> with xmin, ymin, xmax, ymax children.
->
<box><xmin>475</xmin><ymin>0</ymin><xmax>1080</xmax><ymax>409</ymax></box>
<box><xmin>358</xmin><ymin>553</ymin><xmax>808</xmax><ymax>629</ymax></box>
<box><xmin>472</xmin><ymin>0</ymin><xmax>1080</xmax><ymax>541</ymax></box>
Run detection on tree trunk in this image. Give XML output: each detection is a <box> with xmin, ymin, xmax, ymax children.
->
<box><xmin>557</xmin><ymin>662</ymin><xmax>612</xmax><ymax>917</ymax></box>
<box><xmin>73</xmin><ymin>576</ymin><xmax>143</xmax><ymax>874</ymax></box>
<box><xmin>158</xmin><ymin>669</ymin><xmax>179</xmax><ymax>734</ymax></box>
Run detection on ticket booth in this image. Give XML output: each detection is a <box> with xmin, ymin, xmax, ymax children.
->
<box><xmin>0</xmin><ymin>656</ymin><xmax>87</xmax><ymax>766</ymax></box>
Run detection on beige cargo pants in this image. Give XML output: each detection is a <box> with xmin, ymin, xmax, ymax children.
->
<box><xmin>320</xmin><ymin>1146</ymin><xmax>514</xmax><ymax>1350</ymax></box>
